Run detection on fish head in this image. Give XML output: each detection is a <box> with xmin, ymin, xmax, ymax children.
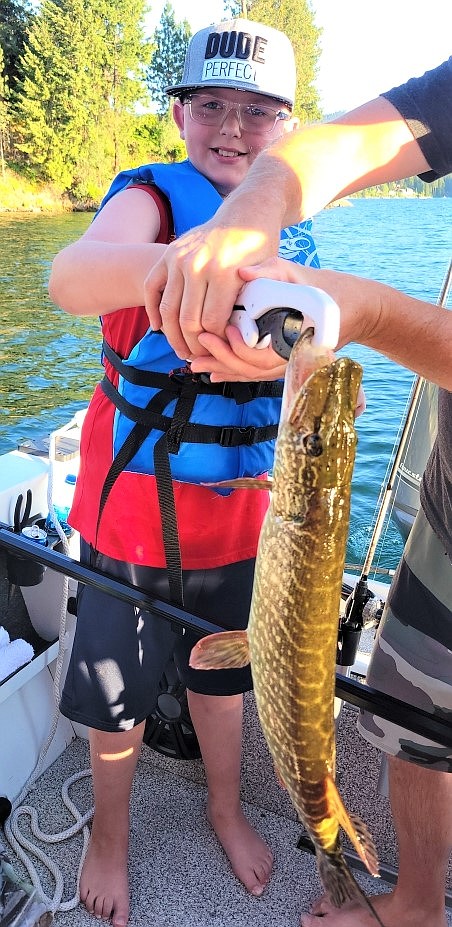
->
<box><xmin>273</xmin><ymin>335</ymin><xmax>363</xmax><ymax>513</ymax></box>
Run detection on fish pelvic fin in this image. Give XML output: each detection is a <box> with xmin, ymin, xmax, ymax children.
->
<box><xmin>325</xmin><ymin>774</ymin><xmax>380</xmax><ymax>878</ymax></box>
<box><xmin>316</xmin><ymin>849</ymin><xmax>386</xmax><ymax>927</ymax></box>
<box><xmin>201</xmin><ymin>478</ymin><xmax>272</xmax><ymax>490</ymax></box>
<box><xmin>189</xmin><ymin>630</ymin><xmax>250</xmax><ymax>671</ymax></box>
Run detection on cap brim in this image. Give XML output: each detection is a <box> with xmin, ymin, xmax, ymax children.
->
<box><xmin>165</xmin><ymin>82</ymin><xmax>293</xmax><ymax>108</ymax></box>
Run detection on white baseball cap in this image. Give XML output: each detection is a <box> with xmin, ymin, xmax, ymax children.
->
<box><xmin>166</xmin><ymin>19</ymin><xmax>296</xmax><ymax>108</ymax></box>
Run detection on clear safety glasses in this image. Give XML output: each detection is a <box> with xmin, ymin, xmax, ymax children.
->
<box><xmin>185</xmin><ymin>94</ymin><xmax>291</xmax><ymax>135</ymax></box>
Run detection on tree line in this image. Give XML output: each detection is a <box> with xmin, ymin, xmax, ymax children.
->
<box><xmin>0</xmin><ymin>1</ymin><xmax>449</xmax><ymax>204</ymax></box>
<box><xmin>0</xmin><ymin>0</ymin><xmax>321</xmax><ymax>203</ymax></box>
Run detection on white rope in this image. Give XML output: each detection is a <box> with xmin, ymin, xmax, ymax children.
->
<box><xmin>4</xmin><ymin>421</ymin><xmax>93</xmax><ymax>913</ymax></box>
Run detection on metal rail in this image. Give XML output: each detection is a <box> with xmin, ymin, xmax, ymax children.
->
<box><xmin>2</xmin><ymin>525</ymin><xmax>452</xmax><ymax>750</ymax></box>
<box><xmin>296</xmin><ymin>835</ymin><xmax>452</xmax><ymax>907</ymax></box>
<box><xmin>360</xmin><ymin>257</ymin><xmax>452</xmax><ymax>577</ymax></box>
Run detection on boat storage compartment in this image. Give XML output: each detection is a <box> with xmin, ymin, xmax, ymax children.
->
<box><xmin>0</xmin><ymin>426</ymin><xmax>85</xmax><ymax>801</ymax></box>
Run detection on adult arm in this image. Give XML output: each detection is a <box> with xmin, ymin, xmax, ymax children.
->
<box><xmin>235</xmin><ymin>260</ymin><xmax>452</xmax><ymax>391</ymax></box>
<box><xmin>145</xmin><ymin>95</ymin><xmax>430</xmax><ymax>357</ymax></box>
<box><xmin>48</xmin><ymin>188</ymin><xmax>167</xmax><ymax>316</ymax></box>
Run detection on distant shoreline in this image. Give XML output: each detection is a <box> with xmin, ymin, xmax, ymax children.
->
<box><xmin>0</xmin><ymin>168</ymin><xmax>438</xmax><ymax>217</ymax></box>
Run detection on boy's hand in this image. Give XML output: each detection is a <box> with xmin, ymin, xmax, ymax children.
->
<box><xmin>144</xmin><ymin>223</ymin><xmax>276</xmax><ymax>359</ymax></box>
<box><xmin>190</xmin><ymin>325</ymin><xmax>287</xmax><ymax>382</ymax></box>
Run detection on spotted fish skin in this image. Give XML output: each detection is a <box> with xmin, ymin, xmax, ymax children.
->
<box><xmin>191</xmin><ymin>337</ymin><xmax>382</xmax><ymax>916</ymax></box>
<box><xmin>249</xmin><ymin>347</ymin><xmax>367</xmax><ymax>893</ymax></box>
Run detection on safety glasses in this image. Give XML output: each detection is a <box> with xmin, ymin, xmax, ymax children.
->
<box><xmin>185</xmin><ymin>93</ymin><xmax>291</xmax><ymax>135</ymax></box>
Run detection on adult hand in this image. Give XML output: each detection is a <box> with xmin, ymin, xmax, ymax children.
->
<box><xmin>238</xmin><ymin>259</ymin><xmax>367</xmax><ymax>416</ymax></box>
<box><xmin>144</xmin><ymin>220</ymin><xmax>279</xmax><ymax>360</ymax></box>
<box><xmin>239</xmin><ymin>258</ymin><xmax>368</xmax><ymax>351</ymax></box>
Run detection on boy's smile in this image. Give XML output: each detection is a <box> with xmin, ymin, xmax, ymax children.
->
<box><xmin>173</xmin><ymin>88</ymin><xmax>296</xmax><ymax>198</ymax></box>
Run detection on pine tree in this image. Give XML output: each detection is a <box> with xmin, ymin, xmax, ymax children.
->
<box><xmin>82</xmin><ymin>0</ymin><xmax>151</xmax><ymax>178</ymax></box>
<box><xmin>0</xmin><ymin>0</ymin><xmax>34</xmax><ymax>91</ymax></box>
<box><xmin>244</xmin><ymin>0</ymin><xmax>321</xmax><ymax>121</ymax></box>
<box><xmin>223</xmin><ymin>1</ymin><xmax>249</xmax><ymax>16</ymax></box>
<box><xmin>0</xmin><ymin>45</ymin><xmax>9</xmax><ymax>177</ymax></box>
<box><xmin>14</xmin><ymin>0</ymin><xmax>151</xmax><ymax>197</ymax></box>
<box><xmin>147</xmin><ymin>3</ymin><xmax>191</xmax><ymax>115</ymax></box>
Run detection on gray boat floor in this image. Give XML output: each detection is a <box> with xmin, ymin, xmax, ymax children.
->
<box><xmin>8</xmin><ymin>689</ymin><xmax>452</xmax><ymax>927</ymax></box>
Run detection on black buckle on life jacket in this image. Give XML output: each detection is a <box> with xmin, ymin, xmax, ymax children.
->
<box><xmin>219</xmin><ymin>425</ymin><xmax>256</xmax><ymax>448</ymax></box>
<box><xmin>169</xmin><ymin>364</ymin><xmax>199</xmax><ymax>384</ymax></box>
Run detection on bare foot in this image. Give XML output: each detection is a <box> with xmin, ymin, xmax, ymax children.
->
<box><xmin>300</xmin><ymin>890</ymin><xmax>447</xmax><ymax>927</ymax></box>
<box><xmin>79</xmin><ymin>829</ymin><xmax>129</xmax><ymax>926</ymax></box>
<box><xmin>207</xmin><ymin>800</ymin><xmax>273</xmax><ymax>896</ymax></box>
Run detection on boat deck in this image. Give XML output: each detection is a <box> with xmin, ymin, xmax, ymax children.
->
<box><xmin>7</xmin><ymin>686</ymin><xmax>452</xmax><ymax>927</ymax></box>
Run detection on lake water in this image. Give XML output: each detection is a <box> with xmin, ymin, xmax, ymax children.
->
<box><xmin>1</xmin><ymin>197</ymin><xmax>451</xmax><ymax>576</ymax></box>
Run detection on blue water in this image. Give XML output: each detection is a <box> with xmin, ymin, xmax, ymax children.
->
<box><xmin>1</xmin><ymin>198</ymin><xmax>451</xmax><ymax>576</ymax></box>
<box><xmin>312</xmin><ymin>198</ymin><xmax>452</xmax><ymax>574</ymax></box>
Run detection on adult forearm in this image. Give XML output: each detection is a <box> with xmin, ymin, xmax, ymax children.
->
<box><xmin>241</xmin><ymin>261</ymin><xmax>452</xmax><ymax>390</ymax></box>
<box><xmin>49</xmin><ymin>240</ymin><xmax>166</xmax><ymax>316</ymax></box>
<box><xmin>308</xmin><ymin>268</ymin><xmax>452</xmax><ymax>389</ymax></box>
<box><xmin>218</xmin><ymin>96</ymin><xmax>429</xmax><ymax>231</ymax></box>
<box><xmin>363</xmin><ymin>284</ymin><xmax>452</xmax><ymax>389</ymax></box>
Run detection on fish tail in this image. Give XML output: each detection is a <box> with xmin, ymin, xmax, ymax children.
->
<box><xmin>189</xmin><ymin>630</ymin><xmax>250</xmax><ymax>670</ymax></box>
<box><xmin>316</xmin><ymin>849</ymin><xmax>386</xmax><ymax>926</ymax></box>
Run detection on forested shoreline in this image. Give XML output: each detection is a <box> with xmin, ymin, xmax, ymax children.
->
<box><xmin>1</xmin><ymin>0</ymin><xmax>450</xmax><ymax>214</ymax></box>
<box><xmin>0</xmin><ymin>0</ymin><xmax>322</xmax><ymax>210</ymax></box>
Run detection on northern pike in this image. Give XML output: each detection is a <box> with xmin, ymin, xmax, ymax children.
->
<box><xmin>191</xmin><ymin>334</ymin><xmax>383</xmax><ymax>921</ymax></box>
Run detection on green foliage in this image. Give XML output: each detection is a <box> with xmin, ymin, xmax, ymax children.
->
<box><xmin>246</xmin><ymin>0</ymin><xmax>321</xmax><ymax>122</ymax></box>
<box><xmin>147</xmin><ymin>3</ymin><xmax>191</xmax><ymax>115</ymax></box>
<box><xmin>351</xmin><ymin>175</ymin><xmax>452</xmax><ymax>198</ymax></box>
<box><xmin>12</xmin><ymin>0</ymin><xmax>151</xmax><ymax>198</ymax></box>
<box><xmin>0</xmin><ymin>45</ymin><xmax>10</xmax><ymax>176</ymax></box>
<box><xmin>0</xmin><ymin>0</ymin><xmax>34</xmax><ymax>90</ymax></box>
<box><xmin>223</xmin><ymin>1</ymin><xmax>249</xmax><ymax>14</ymax></box>
<box><xmin>131</xmin><ymin>110</ymin><xmax>186</xmax><ymax>165</ymax></box>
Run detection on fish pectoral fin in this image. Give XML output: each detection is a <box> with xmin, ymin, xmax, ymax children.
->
<box><xmin>189</xmin><ymin>631</ymin><xmax>250</xmax><ymax>670</ymax></box>
<box><xmin>325</xmin><ymin>774</ymin><xmax>380</xmax><ymax>878</ymax></box>
<box><xmin>201</xmin><ymin>478</ymin><xmax>273</xmax><ymax>491</ymax></box>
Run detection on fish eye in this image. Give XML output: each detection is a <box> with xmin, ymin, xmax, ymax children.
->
<box><xmin>303</xmin><ymin>432</ymin><xmax>323</xmax><ymax>457</ymax></box>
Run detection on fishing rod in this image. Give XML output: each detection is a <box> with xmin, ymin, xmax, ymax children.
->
<box><xmin>2</xmin><ymin>524</ymin><xmax>452</xmax><ymax>749</ymax></box>
<box><xmin>338</xmin><ymin>257</ymin><xmax>452</xmax><ymax>666</ymax></box>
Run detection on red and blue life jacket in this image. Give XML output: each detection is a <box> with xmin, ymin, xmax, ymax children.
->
<box><xmin>96</xmin><ymin>160</ymin><xmax>319</xmax><ymax>599</ymax></box>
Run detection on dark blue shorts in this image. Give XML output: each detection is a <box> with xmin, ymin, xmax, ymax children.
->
<box><xmin>60</xmin><ymin>540</ymin><xmax>254</xmax><ymax>732</ymax></box>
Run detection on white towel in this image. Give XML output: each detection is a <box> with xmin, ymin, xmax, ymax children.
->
<box><xmin>0</xmin><ymin>639</ymin><xmax>34</xmax><ymax>682</ymax></box>
<box><xmin>0</xmin><ymin>626</ymin><xmax>10</xmax><ymax>649</ymax></box>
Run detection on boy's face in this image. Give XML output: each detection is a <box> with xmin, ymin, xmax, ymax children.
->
<box><xmin>172</xmin><ymin>87</ymin><xmax>298</xmax><ymax>197</ymax></box>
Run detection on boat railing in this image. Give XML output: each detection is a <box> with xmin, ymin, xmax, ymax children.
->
<box><xmin>1</xmin><ymin>523</ymin><xmax>452</xmax><ymax>752</ymax></box>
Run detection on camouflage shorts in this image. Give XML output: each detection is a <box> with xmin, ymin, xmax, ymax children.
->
<box><xmin>358</xmin><ymin>507</ymin><xmax>452</xmax><ymax>771</ymax></box>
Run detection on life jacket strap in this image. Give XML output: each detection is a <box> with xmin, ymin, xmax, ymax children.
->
<box><xmin>100</xmin><ymin>375</ymin><xmax>278</xmax><ymax>446</ymax></box>
<box><xmin>152</xmin><ymin>375</ymin><xmax>200</xmax><ymax>606</ymax></box>
<box><xmin>97</xmin><ymin>341</ymin><xmax>281</xmax><ymax>606</ymax></box>
<box><xmin>102</xmin><ymin>339</ymin><xmax>283</xmax><ymax>402</ymax></box>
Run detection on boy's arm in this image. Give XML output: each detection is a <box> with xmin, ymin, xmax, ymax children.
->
<box><xmin>145</xmin><ymin>96</ymin><xmax>430</xmax><ymax>359</ymax></box>
<box><xmin>49</xmin><ymin>187</ymin><xmax>167</xmax><ymax>316</ymax></box>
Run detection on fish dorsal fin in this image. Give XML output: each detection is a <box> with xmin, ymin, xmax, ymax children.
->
<box><xmin>325</xmin><ymin>774</ymin><xmax>380</xmax><ymax>877</ymax></box>
<box><xmin>189</xmin><ymin>630</ymin><xmax>250</xmax><ymax>670</ymax></box>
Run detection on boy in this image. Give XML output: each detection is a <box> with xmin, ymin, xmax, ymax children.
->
<box><xmin>49</xmin><ymin>19</ymin><xmax>319</xmax><ymax>927</ymax></box>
